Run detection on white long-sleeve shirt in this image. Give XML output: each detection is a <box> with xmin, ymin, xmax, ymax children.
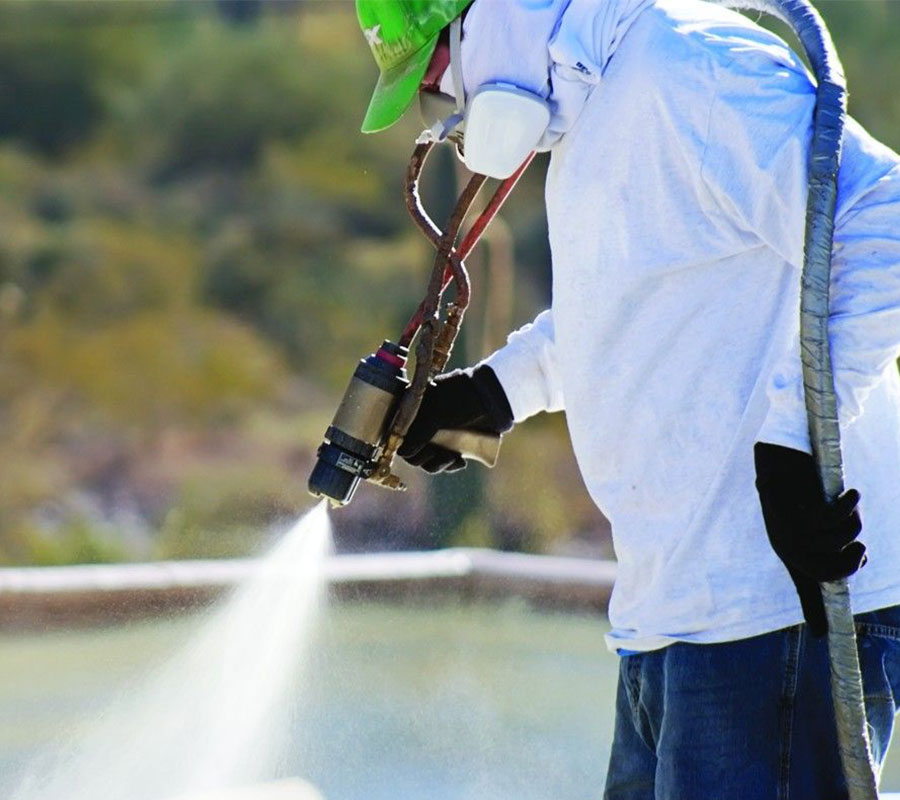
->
<box><xmin>480</xmin><ymin>0</ymin><xmax>900</xmax><ymax>651</ymax></box>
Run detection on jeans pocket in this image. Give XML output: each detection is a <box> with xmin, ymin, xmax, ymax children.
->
<box><xmin>855</xmin><ymin>605</ymin><xmax>900</xmax><ymax>763</ymax></box>
<box><xmin>857</xmin><ymin>604</ymin><xmax>900</xmax><ymax>643</ymax></box>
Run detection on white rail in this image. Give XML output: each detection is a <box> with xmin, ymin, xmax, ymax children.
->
<box><xmin>0</xmin><ymin>548</ymin><xmax>616</xmax><ymax>627</ymax></box>
<box><xmin>168</xmin><ymin>779</ymin><xmax>323</xmax><ymax>800</ymax></box>
<box><xmin>0</xmin><ymin>548</ymin><xmax>615</xmax><ymax>593</ymax></box>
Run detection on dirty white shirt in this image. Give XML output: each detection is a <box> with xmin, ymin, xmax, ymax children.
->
<box><xmin>480</xmin><ymin>0</ymin><xmax>900</xmax><ymax>651</ymax></box>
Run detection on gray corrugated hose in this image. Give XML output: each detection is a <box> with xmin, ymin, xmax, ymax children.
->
<box><xmin>711</xmin><ymin>0</ymin><xmax>879</xmax><ymax>796</ymax></box>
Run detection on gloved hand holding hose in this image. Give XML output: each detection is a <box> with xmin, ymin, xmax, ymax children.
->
<box><xmin>399</xmin><ymin>365</ymin><xmax>514</xmax><ymax>473</ymax></box>
<box><xmin>754</xmin><ymin>442</ymin><xmax>867</xmax><ymax>636</ymax></box>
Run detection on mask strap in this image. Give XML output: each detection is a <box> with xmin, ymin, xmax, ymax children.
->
<box><xmin>448</xmin><ymin>16</ymin><xmax>465</xmax><ymax>117</ymax></box>
<box><xmin>414</xmin><ymin>16</ymin><xmax>466</xmax><ymax>145</ymax></box>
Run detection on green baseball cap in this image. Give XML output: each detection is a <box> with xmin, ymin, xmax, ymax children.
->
<box><xmin>356</xmin><ymin>0</ymin><xmax>471</xmax><ymax>134</ymax></box>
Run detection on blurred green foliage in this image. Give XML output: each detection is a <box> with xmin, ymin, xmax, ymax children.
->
<box><xmin>0</xmin><ymin>0</ymin><xmax>897</xmax><ymax>565</ymax></box>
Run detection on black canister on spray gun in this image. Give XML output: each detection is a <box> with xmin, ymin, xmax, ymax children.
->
<box><xmin>307</xmin><ymin>341</ymin><xmax>408</xmax><ymax>506</ymax></box>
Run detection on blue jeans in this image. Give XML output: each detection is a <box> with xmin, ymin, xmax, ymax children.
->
<box><xmin>604</xmin><ymin>605</ymin><xmax>900</xmax><ymax>799</ymax></box>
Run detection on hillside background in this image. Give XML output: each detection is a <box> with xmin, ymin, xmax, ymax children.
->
<box><xmin>1</xmin><ymin>0</ymin><xmax>898</xmax><ymax>565</ymax></box>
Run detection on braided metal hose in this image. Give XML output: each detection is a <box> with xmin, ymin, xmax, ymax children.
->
<box><xmin>712</xmin><ymin>0</ymin><xmax>878</xmax><ymax>795</ymax></box>
<box><xmin>371</xmin><ymin>146</ymin><xmax>535</xmax><ymax>488</ymax></box>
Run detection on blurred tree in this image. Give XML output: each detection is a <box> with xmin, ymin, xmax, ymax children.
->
<box><xmin>141</xmin><ymin>25</ymin><xmax>322</xmax><ymax>176</ymax></box>
<box><xmin>0</xmin><ymin>34</ymin><xmax>104</xmax><ymax>157</ymax></box>
<box><xmin>216</xmin><ymin>0</ymin><xmax>262</xmax><ymax>26</ymax></box>
<box><xmin>0</xmin><ymin>2</ymin><xmax>152</xmax><ymax>158</ymax></box>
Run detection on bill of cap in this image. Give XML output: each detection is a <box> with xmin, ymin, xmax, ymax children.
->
<box><xmin>360</xmin><ymin>34</ymin><xmax>439</xmax><ymax>134</ymax></box>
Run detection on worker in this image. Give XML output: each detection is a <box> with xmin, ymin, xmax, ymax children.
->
<box><xmin>356</xmin><ymin>0</ymin><xmax>900</xmax><ymax>796</ymax></box>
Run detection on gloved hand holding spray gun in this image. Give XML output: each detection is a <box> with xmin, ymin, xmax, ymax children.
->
<box><xmin>308</xmin><ymin>0</ymin><xmax>550</xmax><ymax>507</ymax></box>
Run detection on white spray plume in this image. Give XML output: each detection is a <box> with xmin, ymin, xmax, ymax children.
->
<box><xmin>14</xmin><ymin>501</ymin><xmax>333</xmax><ymax>800</ymax></box>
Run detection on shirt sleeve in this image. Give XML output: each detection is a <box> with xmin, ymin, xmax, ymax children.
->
<box><xmin>700</xmin><ymin>51</ymin><xmax>900</xmax><ymax>451</ymax></box>
<box><xmin>757</xmin><ymin>164</ymin><xmax>900</xmax><ymax>451</ymax></box>
<box><xmin>480</xmin><ymin>309</ymin><xmax>564</xmax><ymax>422</ymax></box>
<box><xmin>699</xmin><ymin>54</ymin><xmax>811</xmax><ymax>450</ymax></box>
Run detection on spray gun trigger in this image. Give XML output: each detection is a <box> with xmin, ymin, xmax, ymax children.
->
<box><xmin>369</xmin><ymin>463</ymin><xmax>407</xmax><ymax>492</ymax></box>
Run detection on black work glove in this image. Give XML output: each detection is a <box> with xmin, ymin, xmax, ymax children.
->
<box><xmin>398</xmin><ymin>365</ymin><xmax>514</xmax><ymax>474</ymax></box>
<box><xmin>754</xmin><ymin>442</ymin><xmax>866</xmax><ymax>637</ymax></box>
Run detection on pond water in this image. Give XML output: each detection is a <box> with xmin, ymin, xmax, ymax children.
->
<box><xmin>1</xmin><ymin>601</ymin><xmax>898</xmax><ymax>798</ymax></box>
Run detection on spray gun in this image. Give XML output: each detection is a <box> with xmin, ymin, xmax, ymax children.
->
<box><xmin>306</xmin><ymin>338</ymin><xmax>499</xmax><ymax>506</ymax></box>
<box><xmin>307</xmin><ymin>142</ymin><xmax>534</xmax><ymax>507</ymax></box>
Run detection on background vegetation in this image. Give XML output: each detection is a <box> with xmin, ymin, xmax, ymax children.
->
<box><xmin>1</xmin><ymin>0</ymin><xmax>898</xmax><ymax>565</ymax></box>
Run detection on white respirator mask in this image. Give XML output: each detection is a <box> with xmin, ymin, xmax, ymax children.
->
<box><xmin>417</xmin><ymin>17</ymin><xmax>551</xmax><ymax>180</ymax></box>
